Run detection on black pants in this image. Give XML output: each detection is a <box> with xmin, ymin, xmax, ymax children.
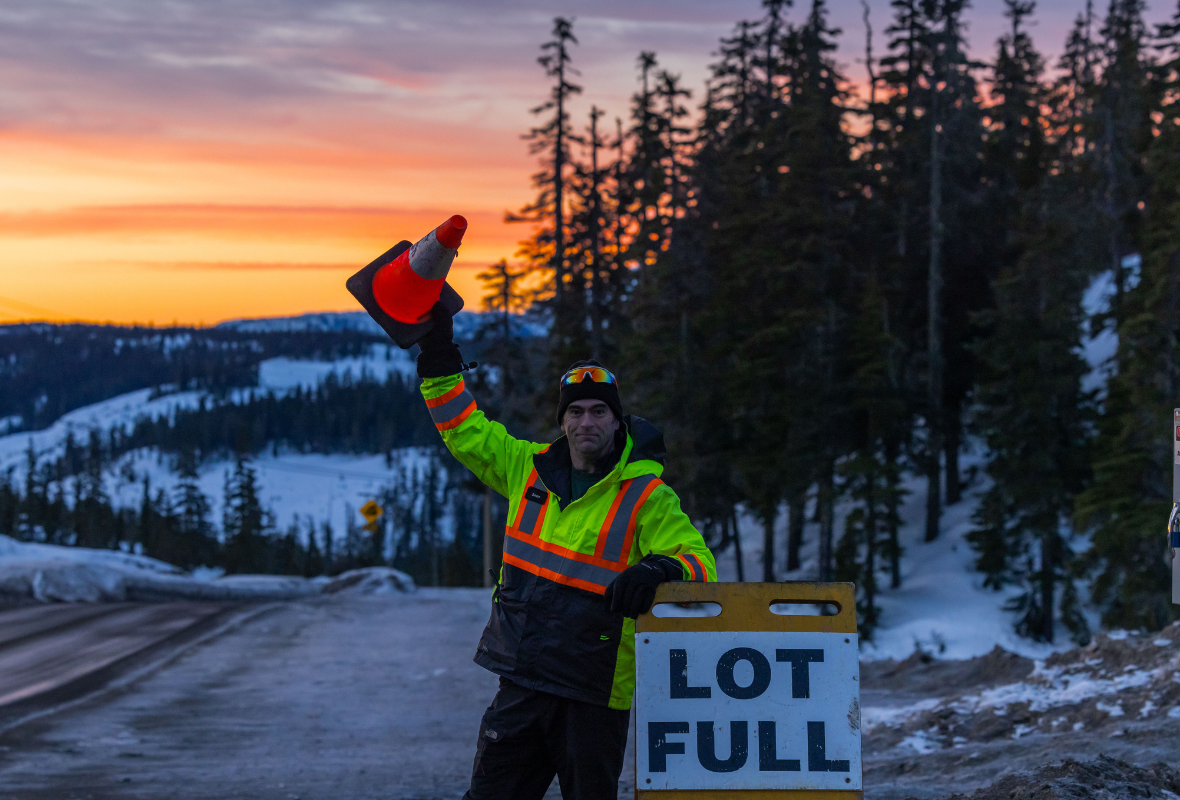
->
<box><xmin>463</xmin><ymin>678</ymin><xmax>630</xmax><ymax>800</ymax></box>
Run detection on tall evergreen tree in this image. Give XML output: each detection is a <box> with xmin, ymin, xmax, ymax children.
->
<box><xmin>173</xmin><ymin>450</ymin><xmax>217</xmax><ymax>568</ymax></box>
<box><xmin>1074</xmin><ymin>2</ymin><xmax>1180</xmax><ymax>631</ymax></box>
<box><xmin>222</xmin><ymin>453</ymin><xmax>271</xmax><ymax>574</ymax></box>
<box><xmin>968</xmin><ymin>2</ymin><xmax>1095</xmax><ymax>646</ymax></box>
<box><xmin>511</xmin><ymin>17</ymin><xmax>583</xmax><ymax>366</ymax></box>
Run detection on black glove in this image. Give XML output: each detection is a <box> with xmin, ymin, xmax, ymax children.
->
<box><xmin>604</xmin><ymin>555</ymin><xmax>683</xmax><ymax>618</ymax></box>
<box><xmin>416</xmin><ymin>301</ymin><xmax>466</xmax><ymax>378</ymax></box>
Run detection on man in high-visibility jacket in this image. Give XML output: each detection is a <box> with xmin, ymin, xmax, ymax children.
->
<box><xmin>415</xmin><ymin>304</ymin><xmax>716</xmax><ymax>800</ymax></box>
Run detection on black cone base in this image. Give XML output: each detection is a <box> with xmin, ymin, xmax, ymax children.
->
<box><xmin>346</xmin><ymin>240</ymin><xmax>465</xmax><ymax>350</ymax></box>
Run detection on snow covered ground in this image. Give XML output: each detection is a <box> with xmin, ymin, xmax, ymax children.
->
<box><xmin>105</xmin><ymin>447</ymin><xmax>441</xmax><ymax>543</ymax></box>
<box><xmin>257</xmin><ymin>342</ymin><xmax>415</xmax><ymax>392</ymax></box>
<box><xmin>711</xmin><ymin>438</ymin><xmax>1091</xmax><ymax>663</ymax></box>
<box><xmin>0</xmin><ymin>344</ymin><xmax>418</xmax><ymax>492</ymax></box>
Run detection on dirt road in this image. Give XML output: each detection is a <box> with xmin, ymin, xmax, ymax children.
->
<box><xmin>0</xmin><ymin>602</ymin><xmax>237</xmax><ymax>713</ymax></box>
<box><xmin>0</xmin><ymin>591</ymin><xmax>589</xmax><ymax>800</ymax></box>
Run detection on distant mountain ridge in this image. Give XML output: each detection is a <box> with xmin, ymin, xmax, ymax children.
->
<box><xmin>215</xmin><ymin>311</ymin><xmax>386</xmax><ymax>335</ymax></box>
<box><xmin>216</xmin><ymin>310</ymin><xmax>544</xmax><ymax>340</ymax></box>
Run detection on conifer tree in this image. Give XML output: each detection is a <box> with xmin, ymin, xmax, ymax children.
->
<box><xmin>511</xmin><ymin>17</ymin><xmax>583</xmax><ymax>363</ymax></box>
<box><xmin>879</xmin><ymin>0</ymin><xmax>987</xmax><ymax>541</ymax></box>
<box><xmin>321</xmin><ymin>519</ymin><xmax>335</xmax><ymax>575</ymax></box>
<box><xmin>173</xmin><ymin>450</ymin><xmax>217</xmax><ymax>568</ymax></box>
<box><xmin>1074</xmin><ymin>2</ymin><xmax>1180</xmax><ymax>630</ymax></box>
<box><xmin>222</xmin><ymin>453</ymin><xmax>271</xmax><ymax>574</ymax></box>
<box><xmin>0</xmin><ymin>467</ymin><xmax>17</xmax><ymax>538</ymax></box>
<box><xmin>74</xmin><ymin>428</ymin><xmax>114</xmax><ymax>549</ymax></box>
<box><xmin>968</xmin><ymin>0</ymin><xmax>1097</xmax><ymax>640</ymax></box>
<box><xmin>304</xmin><ymin>517</ymin><xmax>324</xmax><ymax>577</ymax></box>
<box><xmin>567</xmin><ymin>105</ymin><xmax>622</xmax><ymax>361</ymax></box>
<box><xmin>618</xmin><ymin>52</ymin><xmax>670</xmax><ymax>274</ymax></box>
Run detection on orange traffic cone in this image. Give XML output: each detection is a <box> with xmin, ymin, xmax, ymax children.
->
<box><xmin>372</xmin><ymin>215</ymin><xmax>466</xmax><ymax>323</ymax></box>
<box><xmin>345</xmin><ymin>215</ymin><xmax>467</xmax><ymax>349</ymax></box>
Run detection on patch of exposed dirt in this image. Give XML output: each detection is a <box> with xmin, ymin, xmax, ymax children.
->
<box><xmin>864</xmin><ymin>623</ymin><xmax>1180</xmax><ymax>756</ymax></box>
<box><xmin>863</xmin><ymin>645</ymin><xmax>1036</xmax><ymax>698</ymax></box>
<box><xmin>925</xmin><ymin>755</ymin><xmax>1180</xmax><ymax>800</ymax></box>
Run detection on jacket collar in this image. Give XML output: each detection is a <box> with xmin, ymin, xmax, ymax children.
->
<box><xmin>534</xmin><ymin>415</ymin><xmax>666</xmax><ymax>510</ymax></box>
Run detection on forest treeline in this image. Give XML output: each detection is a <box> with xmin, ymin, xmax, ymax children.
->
<box><xmin>0</xmin><ymin>372</ymin><xmax>487</xmax><ymax>588</ymax></box>
<box><xmin>0</xmin><ymin>324</ymin><xmax>385</xmax><ymax>430</ymax></box>
<box><xmin>474</xmin><ymin>0</ymin><xmax>1180</xmax><ymax>639</ymax></box>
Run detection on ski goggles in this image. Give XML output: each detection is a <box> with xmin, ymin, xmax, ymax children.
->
<box><xmin>559</xmin><ymin>366</ymin><xmax>618</xmax><ymax>387</ymax></box>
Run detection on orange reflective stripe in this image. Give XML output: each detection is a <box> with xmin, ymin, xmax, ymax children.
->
<box><xmin>502</xmin><ymin>461</ymin><xmax>664</xmax><ymax>595</ymax></box>
<box><xmin>618</xmin><ymin>476</ymin><xmax>662</xmax><ymax>564</ymax></box>
<box><xmin>594</xmin><ymin>484</ymin><xmax>631</xmax><ymax>559</ymax></box>
<box><xmin>596</xmin><ymin>474</ymin><xmax>662</xmax><ymax>565</ymax></box>
<box><xmin>516</xmin><ymin>473</ymin><xmax>549</xmax><ymax>536</ymax></box>
<box><xmin>510</xmin><ymin>470</ymin><xmax>535</xmax><ymax>529</ymax></box>
<box><xmin>503</xmin><ymin>530</ymin><xmax>628</xmax><ymax>595</ymax></box>
<box><xmin>504</xmin><ymin>528</ymin><xmax>632</xmax><ymax>573</ymax></box>
<box><xmin>502</xmin><ymin>552</ymin><xmax>609</xmax><ymax>595</ymax></box>
<box><xmin>426</xmin><ymin>380</ymin><xmax>476</xmax><ymax>431</ymax></box>
<box><xmin>435</xmin><ymin>401</ymin><xmax>476</xmax><ymax>431</ymax></box>
<box><xmin>677</xmin><ymin>553</ymin><xmax>707</xmax><ymax>581</ymax></box>
<box><xmin>424</xmin><ymin>379</ymin><xmax>468</xmax><ymax>408</ymax></box>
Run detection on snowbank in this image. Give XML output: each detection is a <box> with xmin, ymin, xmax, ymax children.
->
<box><xmin>0</xmin><ymin>535</ymin><xmax>415</xmax><ymax>604</ymax></box>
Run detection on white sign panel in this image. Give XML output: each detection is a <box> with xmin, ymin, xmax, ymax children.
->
<box><xmin>635</xmin><ymin>631</ymin><xmax>861</xmax><ymax>792</ymax></box>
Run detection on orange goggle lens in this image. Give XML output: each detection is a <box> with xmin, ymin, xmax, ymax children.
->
<box><xmin>560</xmin><ymin>367</ymin><xmax>617</xmax><ymax>387</ymax></box>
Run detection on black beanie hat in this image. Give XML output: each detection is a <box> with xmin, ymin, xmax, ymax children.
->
<box><xmin>556</xmin><ymin>359</ymin><xmax>624</xmax><ymax>427</ymax></box>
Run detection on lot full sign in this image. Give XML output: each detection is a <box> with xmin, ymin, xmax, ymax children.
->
<box><xmin>635</xmin><ymin>582</ymin><xmax>861</xmax><ymax>796</ymax></box>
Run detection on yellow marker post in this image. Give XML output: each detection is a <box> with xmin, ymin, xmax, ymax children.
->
<box><xmin>360</xmin><ymin>500</ymin><xmax>384</xmax><ymax>533</ymax></box>
<box><xmin>634</xmin><ymin>581</ymin><xmax>861</xmax><ymax>800</ymax></box>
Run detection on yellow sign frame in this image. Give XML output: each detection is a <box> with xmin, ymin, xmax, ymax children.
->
<box><xmin>634</xmin><ymin>581</ymin><xmax>861</xmax><ymax>800</ymax></box>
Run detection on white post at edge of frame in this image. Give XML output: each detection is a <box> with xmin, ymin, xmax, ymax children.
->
<box><xmin>1172</xmin><ymin>410</ymin><xmax>1179</xmax><ymax>605</ymax></box>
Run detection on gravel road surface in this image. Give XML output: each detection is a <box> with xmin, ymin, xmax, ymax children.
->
<box><xmin>0</xmin><ymin>591</ymin><xmax>635</xmax><ymax>800</ymax></box>
<box><xmin>0</xmin><ymin>602</ymin><xmax>235</xmax><ymax>711</ymax></box>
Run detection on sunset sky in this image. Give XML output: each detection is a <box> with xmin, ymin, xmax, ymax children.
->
<box><xmin>0</xmin><ymin>0</ymin><xmax>1173</xmax><ymax>326</ymax></box>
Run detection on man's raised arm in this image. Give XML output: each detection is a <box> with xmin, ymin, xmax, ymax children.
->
<box><xmin>417</xmin><ymin>303</ymin><xmax>541</xmax><ymax>498</ymax></box>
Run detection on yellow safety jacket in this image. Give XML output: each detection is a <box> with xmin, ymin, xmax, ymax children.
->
<box><xmin>421</xmin><ymin>373</ymin><xmax>716</xmax><ymax>709</ymax></box>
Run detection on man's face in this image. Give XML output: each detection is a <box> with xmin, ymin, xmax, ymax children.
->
<box><xmin>562</xmin><ymin>399</ymin><xmax>620</xmax><ymax>462</ymax></box>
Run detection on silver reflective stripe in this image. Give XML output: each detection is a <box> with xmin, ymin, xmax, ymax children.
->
<box><xmin>429</xmin><ymin>390</ymin><xmax>475</xmax><ymax>426</ymax></box>
<box><xmin>504</xmin><ymin>534</ymin><xmax>622</xmax><ymax>590</ymax></box>
<box><xmin>517</xmin><ymin>478</ymin><xmax>547</xmax><ymax>535</ymax></box>
<box><xmin>599</xmin><ymin>474</ymin><xmax>659</xmax><ymax>563</ymax></box>
<box><xmin>408</xmin><ymin>229</ymin><xmax>459</xmax><ymax>280</ymax></box>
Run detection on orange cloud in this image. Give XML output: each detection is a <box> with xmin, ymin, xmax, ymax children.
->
<box><xmin>0</xmin><ymin>124</ymin><xmax>536</xmax><ymax>324</ymax></box>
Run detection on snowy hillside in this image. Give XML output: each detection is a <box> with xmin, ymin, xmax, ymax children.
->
<box><xmin>0</xmin><ymin>344</ymin><xmax>417</xmax><ymax>491</ymax></box>
<box><xmin>711</xmin><ymin>439</ymin><xmax>1097</xmax><ymax>664</ymax></box>
<box><xmin>257</xmin><ymin>342</ymin><xmax>415</xmax><ymax>392</ymax></box>
<box><xmin>216</xmin><ymin>310</ymin><xmax>491</xmax><ymax>341</ymax></box>
<box><xmin>105</xmin><ymin>448</ymin><xmax>441</xmax><ymax>546</ymax></box>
